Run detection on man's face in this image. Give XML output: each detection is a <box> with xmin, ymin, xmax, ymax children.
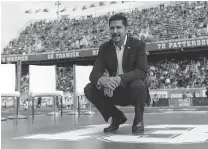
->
<box><xmin>109</xmin><ymin>20</ymin><xmax>127</xmax><ymax>44</ymax></box>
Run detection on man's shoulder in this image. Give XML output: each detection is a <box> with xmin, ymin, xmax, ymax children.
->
<box><xmin>130</xmin><ymin>36</ymin><xmax>145</xmax><ymax>47</ymax></box>
<box><xmin>99</xmin><ymin>36</ymin><xmax>145</xmax><ymax>49</ymax></box>
<box><xmin>99</xmin><ymin>40</ymin><xmax>112</xmax><ymax>49</ymax></box>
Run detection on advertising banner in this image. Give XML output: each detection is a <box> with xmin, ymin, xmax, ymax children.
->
<box><xmin>150</xmin><ymin>88</ymin><xmax>205</xmax><ymax>107</ymax></box>
<box><xmin>2</xmin><ymin>37</ymin><xmax>208</xmax><ymax>63</ymax></box>
<box><xmin>178</xmin><ymin>98</ymin><xmax>191</xmax><ymax>107</ymax></box>
<box><xmin>150</xmin><ymin>91</ymin><xmax>168</xmax><ymax>99</ymax></box>
<box><xmin>168</xmin><ymin>88</ymin><xmax>201</xmax><ymax>98</ymax></box>
<box><xmin>169</xmin><ymin>98</ymin><xmax>192</xmax><ymax>107</ymax></box>
<box><xmin>1</xmin><ymin>49</ymin><xmax>98</xmax><ymax>63</ymax></box>
<box><xmin>145</xmin><ymin>37</ymin><xmax>208</xmax><ymax>51</ymax></box>
<box><xmin>202</xmin><ymin>89</ymin><xmax>207</xmax><ymax>97</ymax></box>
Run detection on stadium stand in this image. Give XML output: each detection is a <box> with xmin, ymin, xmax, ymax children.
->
<box><xmin>2</xmin><ymin>1</ymin><xmax>208</xmax><ymax>102</ymax></box>
<box><xmin>2</xmin><ymin>1</ymin><xmax>208</xmax><ymax>55</ymax></box>
<box><xmin>17</xmin><ymin>55</ymin><xmax>207</xmax><ymax>97</ymax></box>
<box><xmin>148</xmin><ymin>56</ymin><xmax>208</xmax><ymax>89</ymax></box>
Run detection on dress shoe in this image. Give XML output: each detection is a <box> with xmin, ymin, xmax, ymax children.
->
<box><xmin>104</xmin><ymin>114</ymin><xmax>127</xmax><ymax>133</ymax></box>
<box><xmin>132</xmin><ymin>120</ymin><xmax>144</xmax><ymax>133</ymax></box>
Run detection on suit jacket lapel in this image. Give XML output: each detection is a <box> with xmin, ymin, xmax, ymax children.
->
<box><xmin>122</xmin><ymin>35</ymin><xmax>131</xmax><ymax>72</ymax></box>
<box><xmin>108</xmin><ymin>40</ymin><xmax>117</xmax><ymax>75</ymax></box>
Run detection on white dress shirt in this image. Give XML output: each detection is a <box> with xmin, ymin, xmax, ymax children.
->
<box><xmin>113</xmin><ymin>35</ymin><xmax>127</xmax><ymax>75</ymax></box>
<box><xmin>97</xmin><ymin>35</ymin><xmax>128</xmax><ymax>88</ymax></box>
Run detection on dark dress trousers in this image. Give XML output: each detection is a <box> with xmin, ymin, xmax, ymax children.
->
<box><xmin>84</xmin><ymin>35</ymin><xmax>150</xmax><ymax>123</ymax></box>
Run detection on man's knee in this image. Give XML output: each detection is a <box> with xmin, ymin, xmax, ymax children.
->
<box><xmin>129</xmin><ymin>80</ymin><xmax>147</xmax><ymax>104</ymax></box>
<box><xmin>84</xmin><ymin>83</ymin><xmax>94</xmax><ymax>97</ymax></box>
<box><xmin>129</xmin><ymin>79</ymin><xmax>146</xmax><ymax>91</ymax></box>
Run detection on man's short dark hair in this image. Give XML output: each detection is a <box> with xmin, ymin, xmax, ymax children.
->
<box><xmin>109</xmin><ymin>14</ymin><xmax>128</xmax><ymax>27</ymax></box>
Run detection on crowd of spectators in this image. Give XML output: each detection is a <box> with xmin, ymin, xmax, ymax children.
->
<box><xmin>2</xmin><ymin>1</ymin><xmax>208</xmax><ymax>55</ymax></box>
<box><xmin>56</xmin><ymin>67</ymin><xmax>73</xmax><ymax>92</ymax></box>
<box><xmin>148</xmin><ymin>56</ymin><xmax>208</xmax><ymax>89</ymax></box>
<box><xmin>3</xmin><ymin>1</ymin><xmax>208</xmax><ymax>101</ymax></box>
<box><xmin>20</xmin><ymin>67</ymin><xmax>73</xmax><ymax>94</ymax></box>
<box><xmin>18</xmin><ymin>56</ymin><xmax>208</xmax><ymax>97</ymax></box>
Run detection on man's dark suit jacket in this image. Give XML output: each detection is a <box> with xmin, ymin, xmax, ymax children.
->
<box><xmin>89</xmin><ymin>35</ymin><xmax>148</xmax><ymax>86</ymax></box>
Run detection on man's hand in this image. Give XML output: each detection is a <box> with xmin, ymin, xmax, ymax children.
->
<box><xmin>99</xmin><ymin>76</ymin><xmax>122</xmax><ymax>98</ymax></box>
<box><xmin>104</xmin><ymin>88</ymin><xmax>114</xmax><ymax>97</ymax></box>
<box><xmin>98</xmin><ymin>77</ymin><xmax>120</xmax><ymax>90</ymax></box>
<box><xmin>112</xmin><ymin>76</ymin><xmax>121</xmax><ymax>85</ymax></box>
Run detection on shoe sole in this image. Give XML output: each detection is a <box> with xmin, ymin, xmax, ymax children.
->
<box><xmin>104</xmin><ymin>129</ymin><xmax>118</xmax><ymax>133</ymax></box>
<box><xmin>132</xmin><ymin>129</ymin><xmax>144</xmax><ymax>134</ymax></box>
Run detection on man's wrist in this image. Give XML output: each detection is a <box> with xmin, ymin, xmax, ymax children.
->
<box><xmin>96</xmin><ymin>77</ymin><xmax>104</xmax><ymax>89</ymax></box>
<box><xmin>97</xmin><ymin>77</ymin><xmax>105</xmax><ymax>86</ymax></box>
<box><xmin>116</xmin><ymin>75</ymin><xmax>121</xmax><ymax>80</ymax></box>
<box><xmin>115</xmin><ymin>75</ymin><xmax>121</xmax><ymax>83</ymax></box>
<box><xmin>116</xmin><ymin>75</ymin><xmax>124</xmax><ymax>87</ymax></box>
<box><xmin>97</xmin><ymin>78</ymin><xmax>102</xmax><ymax>86</ymax></box>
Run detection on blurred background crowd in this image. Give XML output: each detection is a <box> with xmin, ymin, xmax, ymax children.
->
<box><xmin>148</xmin><ymin>56</ymin><xmax>208</xmax><ymax>89</ymax></box>
<box><xmin>2</xmin><ymin>1</ymin><xmax>208</xmax><ymax>55</ymax></box>
<box><xmin>17</xmin><ymin>55</ymin><xmax>208</xmax><ymax>96</ymax></box>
